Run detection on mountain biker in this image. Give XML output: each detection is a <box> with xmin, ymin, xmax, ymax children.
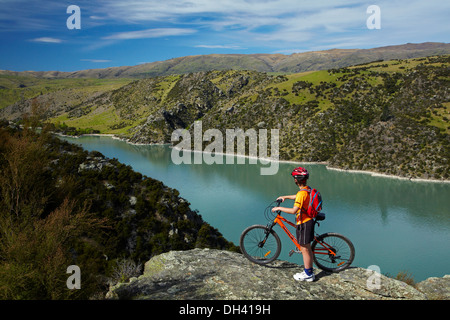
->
<box><xmin>271</xmin><ymin>167</ymin><xmax>315</xmax><ymax>282</ymax></box>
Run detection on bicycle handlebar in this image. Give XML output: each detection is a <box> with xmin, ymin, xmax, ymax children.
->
<box><xmin>275</xmin><ymin>199</ymin><xmax>282</xmax><ymax>214</ymax></box>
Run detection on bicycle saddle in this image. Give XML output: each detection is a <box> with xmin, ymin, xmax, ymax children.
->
<box><xmin>315</xmin><ymin>212</ymin><xmax>326</xmax><ymax>221</ymax></box>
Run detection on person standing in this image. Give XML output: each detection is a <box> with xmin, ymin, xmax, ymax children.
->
<box><xmin>272</xmin><ymin>167</ymin><xmax>315</xmax><ymax>282</ymax></box>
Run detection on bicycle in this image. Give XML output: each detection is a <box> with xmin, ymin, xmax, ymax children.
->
<box><xmin>239</xmin><ymin>200</ymin><xmax>355</xmax><ymax>272</ymax></box>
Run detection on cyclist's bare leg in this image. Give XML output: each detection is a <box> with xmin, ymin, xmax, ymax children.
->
<box><xmin>300</xmin><ymin>244</ymin><xmax>313</xmax><ymax>269</ymax></box>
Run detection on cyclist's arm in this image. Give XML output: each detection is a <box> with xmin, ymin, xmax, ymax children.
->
<box><xmin>272</xmin><ymin>205</ymin><xmax>299</xmax><ymax>215</ymax></box>
<box><xmin>276</xmin><ymin>195</ymin><xmax>296</xmax><ymax>202</ymax></box>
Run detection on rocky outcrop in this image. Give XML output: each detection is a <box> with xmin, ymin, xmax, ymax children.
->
<box><xmin>106</xmin><ymin>248</ymin><xmax>447</xmax><ymax>300</ymax></box>
<box><xmin>416</xmin><ymin>275</ymin><xmax>450</xmax><ymax>300</ymax></box>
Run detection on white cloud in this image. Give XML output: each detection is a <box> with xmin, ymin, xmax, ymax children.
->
<box><xmin>103</xmin><ymin>28</ymin><xmax>197</xmax><ymax>40</ymax></box>
<box><xmin>5</xmin><ymin>0</ymin><xmax>449</xmax><ymax>54</ymax></box>
<box><xmin>98</xmin><ymin>0</ymin><xmax>364</xmax><ymax>25</ymax></box>
<box><xmin>30</xmin><ymin>37</ymin><xmax>62</xmax><ymax>43</ymax></box>
<box><xmin>96</xmin><ymin>0</ymin><xmax>450</xmax><ymax>48</ymax></box>
<box><xmin>99</xmin><ymin>0</ymin><xmax>361</xmax><ymax>23</ymax></box>
<box><xmin>89</xmin><ymin>15</ymin><xmax>107</xmax><ymax>20</ymax></box>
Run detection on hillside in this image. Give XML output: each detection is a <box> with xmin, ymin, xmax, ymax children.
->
<box><xmin>1</xmin><ymin>42</ymin><xmax>449</xmax><ymax>79</ymax></box>
<box><xmin>127</xmin><ymin>55</ymin><xmax>450</xmax><ymax>181</ymax></box>
<box><xmin>0</xmin><ymin>123</ymin><xmax>237</xmax><ymax>299</ymax></box>
<box><xmin>106</xmin><ymin>248</ymin><xmax>450</xmax><ymax>300</ymax></box>
<box><xmin>1</xmin><ymin>55</ymin><xmax>449</xmax><ymax>181</ymax></box>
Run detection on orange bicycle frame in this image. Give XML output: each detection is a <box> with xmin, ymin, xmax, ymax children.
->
<box><xmin>273</xmin><ymin>214</ymin><xmax>336</xmax><ymax>257</ymax></box>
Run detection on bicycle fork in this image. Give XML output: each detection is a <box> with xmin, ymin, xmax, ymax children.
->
<box><xmin>258</xmin><ymin>222</ymin><xmax>276</xmax><ymax>257</ymax></box>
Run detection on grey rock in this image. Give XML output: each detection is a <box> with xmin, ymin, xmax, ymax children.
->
<box><xmin>106</xmin><ymin>248</ymin><xmax>434</xmax><ymax>300</ymax></box>
<box><xmin>129</xmin><ymin>196</ymin><xmax>137</xmax><ymax>206</ymax></box>
<box><xmin>78</xmin><ymin>158</ymin><xmax>113</xmax><ymax>173</ymax></box>
<box><xmin>416</xmin><ymin>275</ymin><xmax>450</xmax><ymax>300</ymax></box>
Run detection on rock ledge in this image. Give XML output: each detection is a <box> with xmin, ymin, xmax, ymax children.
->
<box><xmin>107</xmin><ymin>249</ymin><xmax>448</xmax><ymax>300</ymax></box>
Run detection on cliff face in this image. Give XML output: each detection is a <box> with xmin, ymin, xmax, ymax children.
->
<box><xmin>106</xmin><ymin>248</ymin><xmax>449</xmax><ymax>300</ymax></box>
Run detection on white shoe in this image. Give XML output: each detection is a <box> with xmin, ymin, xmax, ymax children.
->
<box><xmin>293</xmin><ymin>271</ymin><xmax>315</xmax><ymax>282</ymax></box>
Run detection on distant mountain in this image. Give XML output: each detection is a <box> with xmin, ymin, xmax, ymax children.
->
<box><xmin>1</xmin><ymin>42</ymin><xmax>449</xmax><ymax>79</ymax></box>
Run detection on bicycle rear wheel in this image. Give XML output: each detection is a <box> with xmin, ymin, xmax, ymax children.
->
<box><xmin>240</xmin><ymin>225</ymin><xmax>281</xmax><ymax>265</ymax></box>
<box><xmin>312</xmin><ymin>232</ymin><xmax>355</xmax><ymax>272</ymax></box>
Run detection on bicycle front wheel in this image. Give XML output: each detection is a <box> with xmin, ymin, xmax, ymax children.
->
<box><xmin>312</xmin><ymin>232</ymin><xmax>355</xmax><ymax>272</ymax></box>
<box><xmin>239</xmin><ymin>225</ymin><xmax>281</xmax><ymax>265</ymax></box>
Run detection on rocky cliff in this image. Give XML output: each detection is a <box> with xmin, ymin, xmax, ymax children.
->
<box><xmin>106</xmin><ymin>248</ymin><xmax>449</xmax><ymax>300</ymax></box>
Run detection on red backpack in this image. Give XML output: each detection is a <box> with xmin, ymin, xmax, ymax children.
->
<box><xmin>300</xmin><ymin>187</ymin><xmax>323</xmax><ymax>219</ymax></box>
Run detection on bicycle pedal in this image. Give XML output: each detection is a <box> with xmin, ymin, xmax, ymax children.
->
<box><xmin>289</xmin><ymin>249</ymin><xmax>301</xmax><ymax>257</ymax></box>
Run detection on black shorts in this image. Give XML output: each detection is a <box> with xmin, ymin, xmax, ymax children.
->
<box><xmin>296</xmin><ymin>219</ymin><xmax>315</xmax><ymax>245</ymax></box>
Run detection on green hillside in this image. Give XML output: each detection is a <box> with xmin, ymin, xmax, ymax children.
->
<box><xmin>0</xmin><ymin>123</ymin><xmax>236</xmax><ymax>299</ymax></box>
<box><xmin>0</xmin><ymin>76</ymin><xmax>132</xmax><ymax>110</ymax></box>
<box><xmin>1</xmin><ymin>55</ymin><xmax>449</xmax><ymax>180</ymax></box>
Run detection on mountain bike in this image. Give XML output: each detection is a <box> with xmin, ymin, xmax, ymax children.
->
<box><xmin>240</xmin><ymin>200</ymin><xmax>355</xmax><ymax>272</ymax></box>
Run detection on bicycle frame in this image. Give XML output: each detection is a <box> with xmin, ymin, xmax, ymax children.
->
<box><xmin>270</xmin><ymin>213</ymin><xmax>336</xmax><ymax>258</ymax></box>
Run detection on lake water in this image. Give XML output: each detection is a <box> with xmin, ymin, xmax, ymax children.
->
<box><xmin>61</xmin><ymin>135</ymin><xmax>450</xmax><ymax>282</ymax></box>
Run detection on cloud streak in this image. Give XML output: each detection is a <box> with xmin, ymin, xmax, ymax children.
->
<box><xmin>4</xmin><ymin>0</ymin><xmax>449</xmax><ymax>49</ymax></box>
<box><xmin>30</xmin><ymin>37</ymin><xmax>63</xmax><ymax>43</ymax></box>
<box><xmin>96</xmin><ymin>0</ymin><xmax>450</xmax><ymax>48</ymax></box>
<box><xmin>103</xmin><ymin>28</ymin><xmax>197</xmax><ymax>40</ymax></box>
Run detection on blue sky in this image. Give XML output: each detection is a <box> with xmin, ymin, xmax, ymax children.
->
<box><xmin>0</xmin><ymin>0</ymin><xmax>449</xmax><ymax>72</ymax></box>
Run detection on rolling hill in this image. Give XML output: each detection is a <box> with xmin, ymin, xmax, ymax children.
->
<box><xmin>1</xmin><ymin>42</ymin><xmax>449</xmax><ymax>79</ymax></box>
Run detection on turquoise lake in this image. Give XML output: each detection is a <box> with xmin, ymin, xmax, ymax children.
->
<box><xmin>61</xmin><ymin>135</ymin><xmax>450</xmax><ymax>282</ymax></box>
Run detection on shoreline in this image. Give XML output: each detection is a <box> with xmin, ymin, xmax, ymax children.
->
<box><xmin>325</xmin><ymin>166</ymin><xmax>450</xmax><ymax>184</ymax></box>
<box><xmin>56</xmin><ymin>132</ymin><xmax>450</xmax><ymax>184</ymax></box>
